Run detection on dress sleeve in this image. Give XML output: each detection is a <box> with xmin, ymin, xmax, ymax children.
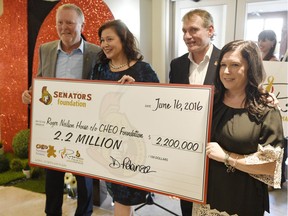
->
<box><xmin>192</xmin><ymin>203</ymin><xmax>238</xmax><ymax>216</ymax></box>
<box><xmin>140</xmin><ymin>63</ymin><xmax>159</xmax><ymax>83</ymax></box>
<box><xmin>245</xmin><ymin>145</ymin><xmax>284</xmax><ymax>188</ymax></box>
<box><xmin>244</xmin><ymin>108</ymin><xmax>284</xmax><ymax>188</ymax></box>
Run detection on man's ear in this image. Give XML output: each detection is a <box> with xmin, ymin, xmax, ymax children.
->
<box><xmin>208</xmin><ymin>25</ymin><xmax>214</xmax><ymax>33</ymax></box>
<box><xmin>208</xmin><ymin>25</ymin><xmax>214</xmax><ymax>38</ymax></box>
<box><xmin>81</xmin><ymin>22</ymin><xmax>85</xmax><ymax>33</ymax></box>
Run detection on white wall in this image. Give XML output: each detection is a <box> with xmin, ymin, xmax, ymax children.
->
<box><xmin>103</xmin><ymin>0</ymin><xmax>140</xmax><ymax>41</ymax></box>
<box><xmin>139</xmin><ymin>0</ymin><xmax>152</xmax><ymax>65</ymax></box>
<box><xmin>151</xmin><ymin>0</ymin><xmax>170</xmax><ymax>83</ymax></box>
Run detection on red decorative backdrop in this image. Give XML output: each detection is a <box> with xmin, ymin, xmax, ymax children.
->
<box><xmin>0</xmin><ymin>0</ymin><xmax>113</xmax><ymax>152</ymax></box>
<box><xmin>0</xmin><ymin>0</ymin><xmax>28</xmax><ymax>152</ymax></box>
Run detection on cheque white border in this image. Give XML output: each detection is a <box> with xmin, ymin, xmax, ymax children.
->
<box><xmin>30</xmin><ymin>77</ymin><xmax>214</xmax><ymax>204</ymax></box>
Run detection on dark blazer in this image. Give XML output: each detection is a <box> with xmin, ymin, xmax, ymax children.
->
<box><xmin>37</xmin><ymin>40</ymin><xmax>101</xmax><ymax>79</ymax></box>
<box><xmin>169</xmin><ymin>45</ymin><xmax>220</xmax><ymax>216</ymax></box>
<box><xmin>169</xmin><ymin>45</ymin><xmax>220</xmax><ymax>85</ymax></box>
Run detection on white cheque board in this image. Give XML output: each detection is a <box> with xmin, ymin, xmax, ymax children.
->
<box><xmin>30</xmin><ymin>78</ymin><xmax>214</xmax><ymax>203</ymax></box>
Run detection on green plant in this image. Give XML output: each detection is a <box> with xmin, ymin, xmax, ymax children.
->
<box><xmin>0</xmin><ymin>140</ymin><xmax>4</xmax><ymax>155</ymax></box>
<box><xmin>0</xmin><ymin>153</ymin><xmax>31</xmax><ymax>186</ymax></box>
<box><xmin>23</xmin><ymin>162</ymin><xmax>30</xmax><ymax>170</ymax></box>
<box><xmin>31</xmin><ymin>166</ymin><xmax>45</xmax><ymax>179</ymax></box>
<box><xmin>0</xmin><ymin>170</ymin><xmax>25</xmax><ymax>185</ymax></box>
<box><xmin>0</xmin><ymin>154</ymin><xmax>10</xmax><ymax>173</ymax></box>
<box><xmin>10</xmin><ymin>158</ymin><xmax>23</xmax><ymax>171</ymax></box>
<box><xmin>12</xmin><ymin>129</ymin><xmax>30</xmax><ymax>159</ymax></box>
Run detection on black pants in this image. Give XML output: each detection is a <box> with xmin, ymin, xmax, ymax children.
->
<box><xmin>45</xmin><ymin>169</ymin><xmax>93</xmax><ymax>216</ymax></box>
<box><xmin>180</xmin><ymin>199</ymin><xmax>193</xmax><ymax>216</ymax></box>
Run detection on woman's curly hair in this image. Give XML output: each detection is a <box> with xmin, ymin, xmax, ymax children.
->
<box><xmin>214</xmin><ymin>40</ymin><xmax>274</xmax><ymax>117</ymax></box>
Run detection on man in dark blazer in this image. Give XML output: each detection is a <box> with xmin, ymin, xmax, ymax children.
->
<box><xmin>169</xmin><ymin>9</ymin><xmax>220</xmax><ymax>86</ymax></box>
<box><xmin>169</xmin><ymin>9</ymin><xmax>220</xmax><ymax>216</ymax></box>
<box><xmin>22</xmin><ymin>4</ymin><xmax>100</xmax><ymax>216</ymax></box>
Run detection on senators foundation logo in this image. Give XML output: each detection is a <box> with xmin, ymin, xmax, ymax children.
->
<box><xmin>39</xmin><ymin>86</ymin><xmax>52</xmax><ymax>105</ymax></box>
<box><xmin>38</xmin><ymin>84</ymin><xmax>92</xmax><ymax>107</ymax></box>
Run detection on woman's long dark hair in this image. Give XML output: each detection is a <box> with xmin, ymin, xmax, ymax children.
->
<box><xmin>214</xmin><ymin>40</ymin><xmax>272</xmax><ymax>116</ymax></box>
<box><xmin>258</xmin><ymin>30</ymin><xmax>277</xmax><ymax>61</ymax></box>
<box><xmin>97</xmin><ymin>19</ymin><xmax>143</xmax><ymax>65</ymax></box>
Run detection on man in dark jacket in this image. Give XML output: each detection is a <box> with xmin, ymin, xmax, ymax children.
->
<box><xmin>169</xmin><ymin>9</ymin><xmax>220</xmax><ymax>216</ymax></box>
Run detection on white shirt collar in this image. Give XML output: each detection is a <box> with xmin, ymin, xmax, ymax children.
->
<box><xmin>188</xmin><ymin>43</ymin><xmax>213</xmax><ymax>64</ymax></box>
<box><xmin>57</xmin><ymin>38</ymin><xmax>84</xmax><ymax>53</ymax></box>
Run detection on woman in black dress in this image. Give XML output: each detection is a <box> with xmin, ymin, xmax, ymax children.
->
<box><xmin>198</xmin><ymin>40</ymin><xmax>284</xmax><ymax>216</ymax></box>
<box><xmin>90</xmin><ymin>19</ymin><xmax>159</xmax><ymax>216</ymax></box>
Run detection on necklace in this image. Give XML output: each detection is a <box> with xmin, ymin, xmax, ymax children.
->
<box><xmin>109</xmin><ymin>61</ymin><xmax>127</xmax><ymax>70</ymax></box>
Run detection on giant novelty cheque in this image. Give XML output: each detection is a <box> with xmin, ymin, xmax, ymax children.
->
<box><xmin>30</xmin><ymin>78</ymin><xmax>214</xmax><ymax>203</ymax></box>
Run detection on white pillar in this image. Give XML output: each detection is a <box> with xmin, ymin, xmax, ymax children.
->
<box><xmin>151</xmin><ymin>0</ymin><xmax>170</xmax><ymax>83</ymax></box>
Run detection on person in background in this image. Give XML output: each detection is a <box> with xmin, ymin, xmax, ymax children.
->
<box><xmin>89</xmin><ymin>19</ymin><xmax>159</xmax><ymax>216</ymax></box>
<box><xmin>169</xmin><ymin>9</ymin><xmax>220</xmax><ymax>216</ymax></box>
<box><xmin>22</xmin><ymin>4</ymin><xmax>101</xmax><ymax>216</ymax></box>
<box><xmin>198</xmin><ymin>40</ymin><xmax>284</xmax><ymax>216</ymax></box>
<box><xmin>258</xmin><ymin>30</ymin><xmax>279</xmax><ymax>61</ymax></box>
<box><xmin>259</xmin><ymin>29</ymin><xmax>286</xmax><ymax>191</ymax></box>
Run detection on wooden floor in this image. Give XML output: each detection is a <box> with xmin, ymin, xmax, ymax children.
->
<box><xmin>0</xmin><ymin>181</ymin><xmax>287</xmax><ymax>216</ymax></box>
